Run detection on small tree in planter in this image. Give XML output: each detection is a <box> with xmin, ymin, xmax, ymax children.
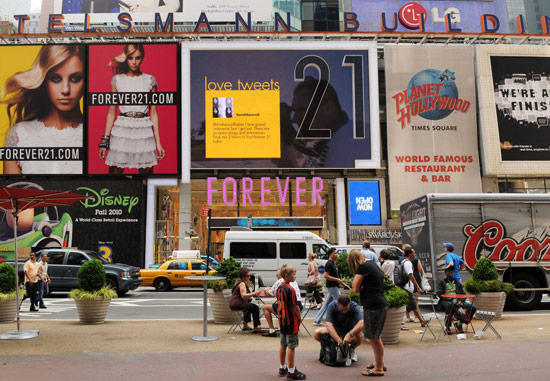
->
<box><xmin>69</xmin><ymin>259</ymin><xmax>117</xmax><ymax>324</ymax></box>
<box><xmin>0</xmin><ymin>263</ymin><xmax>25</xmax><ymax>323</ymax></box>
<box><xmin>336</xmin><ymin>252</ymin><xmax>354</xmax><ymax>292</ymax></box>
<box><xmin>207</xmin><ymin>257</ymin><xmax>242</xmax><ymax>323</ymax></box>
<box><xmin>464</xmin><ymin>257</ymin><xmax>514</xmax><ymax>319</ymax></box>
<box><xmin>381</xmin><ymin>274</ymin><xmax>409</xmax><ymax>344</ymax></box>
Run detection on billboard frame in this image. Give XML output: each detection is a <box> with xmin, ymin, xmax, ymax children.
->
<box><xmin>181</xmin><ymin>41</ymin><xmax>380</xmax><ymax>178</ymax></box>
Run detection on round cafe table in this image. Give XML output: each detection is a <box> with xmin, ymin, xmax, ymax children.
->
<box><xmin>185</xmin><ymin>275</ymin><xmax>226</xmax><ymax>342</ymax></box>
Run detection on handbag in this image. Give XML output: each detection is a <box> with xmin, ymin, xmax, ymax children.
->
<box><xmin>421</xmin><ymin>272</ymin><xmax>431</xmax><ymax>292</ymax></box>
<box><xmin>305</xmin><ymin>273</ymin><xmax>316</xmax><ymax>286</ymax></box>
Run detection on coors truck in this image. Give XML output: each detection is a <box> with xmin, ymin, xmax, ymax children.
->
<box><xmin>400</xmin><ymin>193</ymin><xmax>550</xmax><ymax>310</ymax></box>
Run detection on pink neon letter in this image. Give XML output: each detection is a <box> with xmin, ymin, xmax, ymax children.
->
<box><xmin>260</xmin><ymin>177</ymin><xmax>271</xmax><ymax>206</ymax></box>
<box><xmin>296</xmin><ymin>177</ymin><xmax>306</xmax><ymax>206</ymax></box>
<box><xmin>223</xmin><ymin>177</ymin><xmax>237</xmax><ymax>205</ymax></box>
<box><xmin>312</xmin><ymin>177</ymin><xmax>324</xmax><ymax>205</ymax></box>
<box><xmin>276</xmin><ymin>177</ymin><xmax>290</xmax><ymax>205</ymax></box>
<box><xmin>242</xmin><ymin>177</ymin><xmax>254</xmax><ymax>206</ymax></box>
<box><xmin>207</xmin><ymin>177</ymin><xmax>217</xmax><ymax>205</ymax></box>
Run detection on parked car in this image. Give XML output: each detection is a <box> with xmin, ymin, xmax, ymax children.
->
<box><xmin>140</xmin><ymin>259</ymin><xmax>216</xmax><ymax>291</ymax></box>
<box><xmin>6</xmin><ymin>248</ymin><xmax>141</xmax><ymax>296</ymax></box>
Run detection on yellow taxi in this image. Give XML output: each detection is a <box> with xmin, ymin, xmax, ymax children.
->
<box><xmin>140</xmin><ymin>259</ymin><xmax>216</xmax><ymax>291</ymax></box>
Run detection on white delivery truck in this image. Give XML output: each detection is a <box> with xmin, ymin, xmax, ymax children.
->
<box><xmin>400</xmin><ymin>193</ymin><xmax>550</xmax><ymax>310</ymax></box>
<box><xmin>223</xmin><ymin>230</ymin><xmax>332</xmax><ymax>287</ymax></box>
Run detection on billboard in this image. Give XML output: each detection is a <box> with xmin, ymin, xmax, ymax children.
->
<box><xmin>87</xmin><ymin>43</ymin><xmax>179</xmax><ymax>176</ymax></box>
<box><xmin>186</xmin><ymin>42</ymin><xmax>380</xmax><ymax>169</ymax></box>
<box><xmin>0</xmin><ymin>178</ymin><xmax>146</xmax><ymax>267</ymax></box>
<box><xmin>352</xmin><ymin>0</ymin><xmax>509</xmax><ymax>33</ymax></box>
<box><xmin>182</xmin><ymin>0</ymin><xmax>272</xmax><ymax>22</ymax></box>
<box><xmin>385</xmin><ymin>45</ymin><xmax>482</xmax><ymax>210</ymax></box>
<box><xmin>54</xmin><ymin>0</ymin><xmax>272</xmax><ymax>23</ymax></box>
<box><xmin>348</xmin><ymin>181</ymin><xmax>381</xmax><ymax>226</ymax></box>
<box><xmin>476</xmin><ymin>45</ymin><xmax>550</xmax><ymax>176</ymax></box>
<box><xmin>0</xmin><ymin>45</ymin><xmax>85</xmax><ymax>175</ymax></box>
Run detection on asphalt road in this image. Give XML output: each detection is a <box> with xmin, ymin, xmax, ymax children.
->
<box><xmin>19</xmin><ymin>287</ymin><xmax>550</xmax><ymax>321</ymax></box>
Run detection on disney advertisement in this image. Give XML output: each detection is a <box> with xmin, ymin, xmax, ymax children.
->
<box><xmin>385</xmin><ymin>45</ymin><xmax>482</xmax><ymax>210</ymax></box>
<box><xmin>188</xmin><ymin>42</ymin><xmax>380</xmax><ymax>169</ymax></box>
<box><xmin>0</xmin><ymin>45</ymin><xmax>85</xmax><ymax>175</ymax></box>
<box><xmin>87</xmin><ymin>43</ymin><xmax>179</xmax><ymax>176</ymax></box>
<box><xmin>0</xmin><ymin>178</ymin><xmax>146</xmax><ymax>267</ymax></box>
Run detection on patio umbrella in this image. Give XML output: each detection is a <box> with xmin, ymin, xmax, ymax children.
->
<box><xmin>0</xmin><ymin>185</ymin><xmax>90</xmax><ymax>340</ymax></box>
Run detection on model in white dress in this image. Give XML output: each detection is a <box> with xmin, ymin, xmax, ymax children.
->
<box><xmin>3</xmin><ymin>120</ymin><xmax>83</xmax><ymax>174</ymax></box>
<box><xmin>105</xmin><ymin>73</ymin><xmax>158</xmax><ymax>169</ymax></box>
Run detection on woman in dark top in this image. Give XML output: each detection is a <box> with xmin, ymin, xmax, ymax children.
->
<box><xmin>349</xmin><ymin>249</ymin><xmax>388</xmax><ymax>376</ymax></box>
<box><xmin>229</xmin><ymin>267</ymin><xmax>262</xmax><ymax>332</ymax></box>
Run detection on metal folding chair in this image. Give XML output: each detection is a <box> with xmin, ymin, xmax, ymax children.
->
<box><xmin>299</xmin><ymin>291</ymin><xmax>314</xmax><ymax>337</ymax></box>
<box><xmin>420</xmin><ymin>293</ymin><xmax>451</xmax><ymax>342</ymax></box>
<box><xmin>223</xmin><ymin>289</ymin><xmax>245</xmax><ymax>333</ymax></box>
<box><xmin>476</xmin><ymin>292</ymin><xmax>505</xmax><ymax>340</ymax></box>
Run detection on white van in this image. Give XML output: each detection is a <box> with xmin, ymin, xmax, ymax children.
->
<box><xmin>223</xmin><ymin>231</ymin><xmax>331</xmax><ymax>287</ymax></box>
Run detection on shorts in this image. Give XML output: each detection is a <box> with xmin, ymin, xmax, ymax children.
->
<box><xmin>363</xmin><ymin>307</ymin><xmax>388</xmax><ymax>339</ymax></box>
<box><xmin>280</xmin><ymin>332</ymin><xmax>299</xmax><ymax>349</ymax></box>
<box><xmin>406</xmin><ymin>291</ymin><xmax>418</xmax><ymax>313</ymax></box>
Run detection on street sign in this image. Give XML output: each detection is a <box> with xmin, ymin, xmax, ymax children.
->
<box><xmin>202</xmin><ymin>207</ymin><xmax>210</xmax><ymax>216</ymax></box>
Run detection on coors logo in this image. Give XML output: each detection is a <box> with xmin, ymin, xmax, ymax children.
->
<box><xmin>462</xmin><ymin>220</ymin><xmax>550</xmax><ymax>270</ymax></box>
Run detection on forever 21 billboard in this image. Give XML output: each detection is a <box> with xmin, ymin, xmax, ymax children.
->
<box><xmin>0</xmin><ymin>178</ymin><xmax>145</xmax><ymax>268</ymax></box>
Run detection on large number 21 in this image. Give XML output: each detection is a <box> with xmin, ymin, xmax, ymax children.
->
<box><xmin>294</xmin><ymin>54</ymin><xmax>365</xmax><ymax>140</ymax></box>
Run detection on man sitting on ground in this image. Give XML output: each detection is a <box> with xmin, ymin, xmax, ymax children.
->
<box><xmin>262</xmin><ymin>269</ymin><xmax>303</xmax><ymax>337</ymax></box>
<box><xmin>313</xmin><ymin>294</ymin><xmax>364</xmax><ymax>363</ymax></box>
<box><xmin>437</xmin><ymin>265</ymin><xmax>477</xmax><ymax>334</ymax></box>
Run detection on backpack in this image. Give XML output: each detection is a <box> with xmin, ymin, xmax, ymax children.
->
<box><xmin>319</xmin><ymin>334</ymin><xmax>351</xmax><ymax>367</ymax></box>
<box><xmin>393</xmin><ymin>261</ymin><xmax>408</xmax><ymax>288</ymax></box>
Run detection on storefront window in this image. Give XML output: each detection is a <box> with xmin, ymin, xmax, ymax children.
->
<box><xmin>154</xmin><ymin>186</ymin><xmax>180</xmax><ymax>263</ymax></box>
<box><xmin>498</xmin><ymin>178</ymin><xmax>549</xmax><ymax>194</ymax></box>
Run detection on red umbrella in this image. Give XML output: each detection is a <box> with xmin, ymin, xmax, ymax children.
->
<box><xmin>0</xmin><ymin>185</ymin><xmax>90</xmax><ymax>340</ymax></box>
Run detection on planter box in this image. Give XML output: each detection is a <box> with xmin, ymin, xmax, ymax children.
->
<box><xmin>208</xmin><ymin>289</ymin><xmax>237</xmax><ymax>324</ymax></box>
<box><xmin>74</xmin><ymin>297</ymin><xmax>111</xmax><ymax>324</ymax></box>
<box><xmin>473</xmin><ymin>291</ymin><xmax>506</xmax><ymax>320</ymax></box>
<box><xmin>0</xmin><ymin>298</ymin><xmax>18</xmax><ymax>324</ymax></box>
<box><xmin>381</xmin><ymin>305</ymin><xmax>405</xmax><ymax>345</ymax></box>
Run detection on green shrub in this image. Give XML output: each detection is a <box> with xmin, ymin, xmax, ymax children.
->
<box><xmin>464</xmin><ymin>278</ymin><xmax>480</xmax><ymax>294</ymax></box>
<box><xmin>349</xmin><ymin>290</ymin><xmax>361</xmax><ymax>305</ymax></box>
<box><xmin>481</xmin><ymin>279</ymin><xmax>502</xmax><ymax>292</ymax></box>
<box><xmin>502</xmin><ymin>282</ymin><xmax>515</xmax><ymax>295</ymax></box>
<box><xmin>0</xmin><ymin>263</ymin><xmax>16</xmax><ymax>294</ymax></box>
<box><xmin>77</xmin><ymin>259</ymin><xmax>105</xmax><ymax>292</ymax></box>
<box><xmin>69</xmin><ymin>287</ymin><xmax>117</xmax><ymax>300</ymax></box>
<box><xmin>335</xmin><ymin>252</ymin><xmax>351</xmax><ymax>278</ymax></box>
<box><xmin>472</xmin><ymin>257</ymin><xmax>498</xmax><ymax>281</ymax></box>
<box><xmin>384</xmin><ymin>287</ymin><xmax>409</xmax><ymax>308</ymax></box>
<box><xmin>383</xmin><ymin>273</ymin><xmax>395</xmax><ymax>291</ymax></box>
<box><xmin>340</xmin><ymin>275</ymin><xmax>355</xmax><ymax>290</ymax></box>
<box><xmin>209</xmin><ymin>257</ymin><xmax>241</xmax><ymax>290</ymax></box>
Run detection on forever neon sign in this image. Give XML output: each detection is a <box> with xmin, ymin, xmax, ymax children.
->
<box><xmin>207</xmin><ymin>177</ymin><xmax>324</xmax><ymax>206</ymax></box>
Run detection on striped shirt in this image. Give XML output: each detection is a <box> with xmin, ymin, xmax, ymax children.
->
<box><xmin>277</xmin><ymin>282</ymin><xmax>300</xmax><ymax>334</ymax></box>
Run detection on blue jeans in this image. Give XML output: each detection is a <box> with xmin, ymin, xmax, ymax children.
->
<box><xmin>441</xmin><ymin>300</ymin><xmax>476</xmax><ymax>329</ymax></box>
<box><xmin>36</xmin><ymin>280</ymin><xmax>48</xmax><ymax>308</ymax></box>
<box><xmin>314</xmin><ymin>286</ymin><xmax>340</xmax><ymax>324</ymax></box>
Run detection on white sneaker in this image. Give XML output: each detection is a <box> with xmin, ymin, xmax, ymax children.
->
<box><xmin>350</xmin><ymin>348</ymin><xmax>358</xmax><ymax>362</ymax></box>
<box><xmin>313</xmin><ymin>322</ymin><xmax>324</xmax><ymax>327</ymax></box>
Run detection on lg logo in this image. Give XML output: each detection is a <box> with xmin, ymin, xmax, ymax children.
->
<box><xmin>398</xmin><ymin>2</ymin><xmax>427</xmax><ymax>29</ymax></box>
<box><xmin>397</xmin><ymin>2</ymin><xmax>461</xmax><ymax>30</ymax></box>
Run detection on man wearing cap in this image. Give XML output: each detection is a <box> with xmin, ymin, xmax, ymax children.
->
<box><xmin>443</xmin><ymin>242</ymin><xmax>466</xmax><ymax>282</ymax></box>
<box><xmin>437</xmin><ymin>265</ymin><xmax>477</xmax><ymax>334</ymax></box>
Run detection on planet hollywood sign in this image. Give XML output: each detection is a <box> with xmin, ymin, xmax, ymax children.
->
<box><xmin>10</xmin><ymin>2</ymin><xmax>550</xmax><ymax>35</ymax></box>
<box><xmin>462</xmin><ymin>220</ymin><xmax>550</xmax><ymax>270</ymax></box>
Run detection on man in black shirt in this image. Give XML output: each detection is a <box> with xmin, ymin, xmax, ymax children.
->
<box><xmin>314</xmin><ymin>248</ymin><xmax>344</xmax><ymax>325</ymax></box>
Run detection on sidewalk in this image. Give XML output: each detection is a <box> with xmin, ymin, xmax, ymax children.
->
<box><xmin>1</xmin><ymin>314</ymin><xmax>549</xmax><ymax>380</ymax></box>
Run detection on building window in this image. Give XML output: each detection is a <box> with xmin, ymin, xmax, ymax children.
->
<box><xmin>300</xmin><ymin>0</ymin><xmax>340</xmax><ymax>31</ymax></box>
<box><xmin>498</xmin><ymin>178</ymin><xmax>549</xmax><ymax>194</ymax></box>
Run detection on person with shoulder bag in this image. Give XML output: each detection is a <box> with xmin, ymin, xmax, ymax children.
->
<box><xmin>305</xmin><ymin>253</ymin><xmax>323</xmax><ymax>309</ymax></box>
